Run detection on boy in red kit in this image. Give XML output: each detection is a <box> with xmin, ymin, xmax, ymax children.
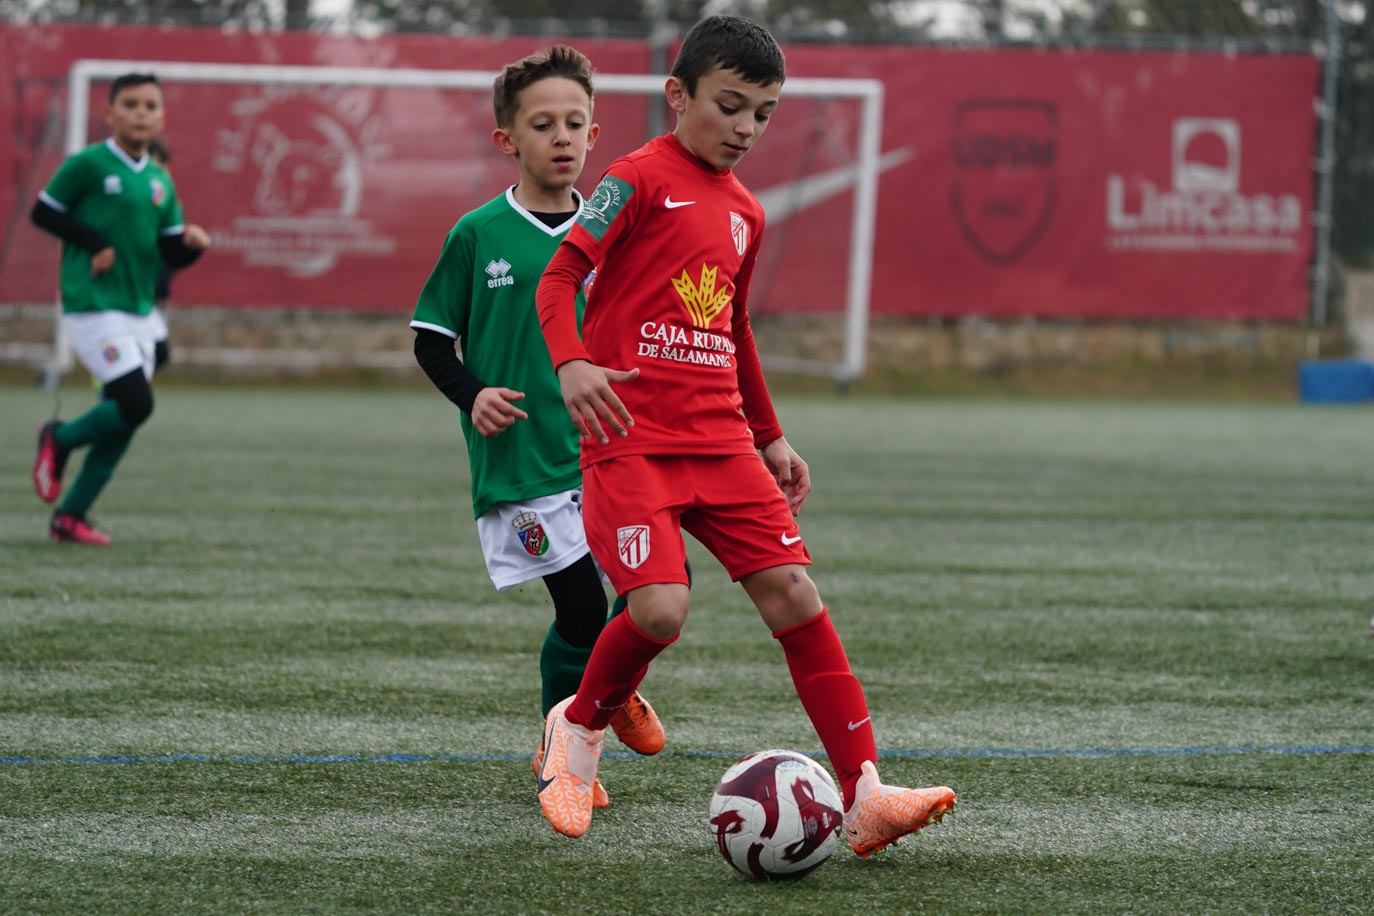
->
<box><xmin>534</xmin><ymin>14</ymin><xmax>956</xmax><ymax>851</ymax></box>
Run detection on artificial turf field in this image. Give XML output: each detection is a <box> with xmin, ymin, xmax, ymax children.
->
<box><xmin>2</xmin><ymin>383</ymin><xmax>1372</xmax><ymax>913</ymax></box>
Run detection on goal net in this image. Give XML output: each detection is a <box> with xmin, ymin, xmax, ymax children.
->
<box><xmin>40</xmin><ymin>59</ymin><xmax>884</xmax><ymax>385</ymax></box>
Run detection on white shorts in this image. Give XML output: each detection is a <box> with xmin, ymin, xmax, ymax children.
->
<box><xmin>148</xmin><ymin>307</ymin><xmax>169</xmax><ymax>344</ymax></box>
<box><xmin>476</xmin><ymin>487</ymin><xmax>599</xmax><ymax>591</ymax></box>
<box><xmin>64</xmin><ymin>310</ymin><xmax>160</xmax><ymax>383</ymax></box>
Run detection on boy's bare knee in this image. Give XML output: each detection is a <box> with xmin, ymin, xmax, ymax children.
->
<box><xmin>626</xmin><ymin>583</ymin><xmax>690</xmax><ymax>640</ymax></box>
<box><xmin>741</xmin><ymin>565</ymin><xmax>822</xmax><ymax>630</ymax></box>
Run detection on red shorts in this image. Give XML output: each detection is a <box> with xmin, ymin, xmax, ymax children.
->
<box><xmin>582</xmin><ymin>453</ymin><xmax>811</xmax><ymax>595</ymax></box>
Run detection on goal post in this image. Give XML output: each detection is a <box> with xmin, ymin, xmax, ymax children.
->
<box><xmin>53</xmin><ymin>59</ymin><xmax>884</xmax><ymax>386</ymax></box>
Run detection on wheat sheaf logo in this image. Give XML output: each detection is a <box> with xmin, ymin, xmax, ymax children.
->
<box><xmin>671</xmin><ymin>264</ymin><xmax>731</xmax><ymax>329</ymax></box>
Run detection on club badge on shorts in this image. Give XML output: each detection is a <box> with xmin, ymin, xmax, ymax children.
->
<box><xmin>512</xmin><ymin>511</ymin><xmax>549</xmax><ymax>557</ymax></box>
<box><xmin>617</xmin><ymin>525</ymin><xmax>650</xmax><ymax>569</ymax></box>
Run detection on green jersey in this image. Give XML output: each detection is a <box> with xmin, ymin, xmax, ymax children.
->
<box><xmin>41</xmin><ymin>139</ymin><xmax>185</xmax><ymax>316</ymax></box>
<box><xmin>412</xmin><ymin>188</ymin><xmax>588</xmax><ymax>519</ymax></box>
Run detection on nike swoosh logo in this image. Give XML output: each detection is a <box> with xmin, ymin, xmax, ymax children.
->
<box><xmin>847</xmin><ymin>717</ymin><xmax>871</xmax><ymax>731</ymax></box>
<box><xmin>535</xmin><ymin>717</ymin><xmax>558</xmax><ymax>793</ymax></box>
<box><xmin>781</xmin><ymin>533</ymin><xmax>802</xmax><ymax>546</ymax></box>
<box><xmin>664</xmin><ymin>196</ymin><xmax>696</xmax><ymax>209</ymax></box>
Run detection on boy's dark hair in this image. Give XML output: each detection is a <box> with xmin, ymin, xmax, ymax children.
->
<box><xmin>492</xmin><ymin>46</ymin><xmax>595</xmax><ymax>128</ymax></box>
<box><xmin>671</xmin><ymin>15</ymin><xmax>785</xmax><ymax>95</ymax></box>
<box><xmin>109</xmin><ymin>72</ymin><xmax>160</xmax><ymax>103</ymax></box>
<box><xmin>148</xmin><ymin>137</ymin><xmax>170</xmax><ymax>164</ymax></box>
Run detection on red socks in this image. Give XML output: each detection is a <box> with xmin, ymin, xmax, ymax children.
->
<box><xmin>564</xmin><ymin>605</ymin><xmax>874</xmax><ymax>808</ymax></box>
<box><xmin>566</xmin><ymin>611</ymin><xmax>676</xmax><ymax>730</ymax></box>
<box><xmin>774</xmin><ymin>608</ymin><xmax>875</xmax><ymax>809</ymax></box>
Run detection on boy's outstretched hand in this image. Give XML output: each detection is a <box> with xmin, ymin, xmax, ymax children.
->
<box><xmin>472</xmin><ymin>387</ymin><xmax>528</xmax><ymax>438</ymax></box>
<box><xmin>555</xmin><ymin>359</ymin><xmax>638</xmax><ymax>445</ymax></box>
<box><xmin>184</xmin><ymin>224</ymin><xmax>211</xmax><ymax>250</ymax></box>
<box><xmin>761</xmin><ymin>436</ymin><xmax>811</xmax><ymax>516</ymax></box>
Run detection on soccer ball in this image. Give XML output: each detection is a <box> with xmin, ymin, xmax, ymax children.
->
<box><xmin>708</xmin><ymin>749</ymin><xmax>844</xmax><ymax>879</ymax></box>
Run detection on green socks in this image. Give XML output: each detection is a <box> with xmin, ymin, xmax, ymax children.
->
<box><xmin>55</xmin><ymin>399</ymin><xmax>130</xmax><ymax>452</ymax></box>
<box><xmin>53</xmin><ymin>401</ymin><xmax>135</xmax><ymax>518</ymax></box>
<box><xmin>58</xmin><ymin>430</ymin><xmax>132</xmax><ymax>517</ymax></box>
<box><xmin>539</xmin><ymin>623</ymin><xmax>593</xmax><ymax>717</ymax></box>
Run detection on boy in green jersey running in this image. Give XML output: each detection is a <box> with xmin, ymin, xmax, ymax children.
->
<box><xmin>31</xmin><ymin>73</ymin><xmax>209</xmax><ymax>545</ymax></box>
<box><xmin>410</xmin><ymin>47</ymin><xmax>666</xmax><ymax>803</ymax></box>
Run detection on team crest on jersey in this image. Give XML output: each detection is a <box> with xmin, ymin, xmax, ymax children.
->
<box><xmin>617</xmin><ymin>525</ymin><xmax>650</xmax><ymax>569</ymax></box>
<box><xmin>103</xmin><ymin>175</ymin><xmax>122</xmax><ymax>195</ymax></box>
<box><xmin>513</xmin><ymin>511</ymin><xmax>550</xmax><ymax>557</ymax></box>
<box><xmin>670</xmin><ymin>263</ymin><xmax>731</xmax><ymax>329</ymax></box>
<box><xmin>577</xmin><ymin>175</ymin><xmax>632</xmax><ymax>241</ymax></box>
<box><xmin>102</xmin><ymin>345</ymin><xmax>120</xmax><ymax>364</ymax></box>
<box><xmin>729</xmin><ymin>211</ymin><xmax>748</xmax><ymax>256</ymax></box>
<box><xmin>149</xmin><ymin>178</ymin><xmax>166</xmax><ymax>206</ymax></box>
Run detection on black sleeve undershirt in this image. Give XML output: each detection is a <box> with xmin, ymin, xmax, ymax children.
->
<box><xmin>158</xmin><ymin>234</ymin><xmax>204</xmax><ymax>268</ymax></box>
<box><xmin>414</xmin><ymin>328</ymin><xmax>487</xmax><ymax>414</ymax></box>
<box><xmin>413</xmin><ymin>206</ymin><xmax>573</xmax><ymax>415</ymax></box>
<box><xmin>33</xmin><ymin>199</ymin><xmax>205</xmax><ymax>272</ymax></box>
<box><xmin>31</xmin><ymin>199</ymin><xmax>109</xmax><ymax>253</ymax></box>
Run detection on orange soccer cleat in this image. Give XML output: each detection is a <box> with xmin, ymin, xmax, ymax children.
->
<box><xmin>608</xmin><ymin>689</ymin><xmax>665</xmax><ymax>756</ymax></box>
<box><xmin>534</xmin><ymin>736</ymin><xmax>608</xmax><ymax>808</ymax></box>
<box><xmin>536</xmin><ymin>697</ymin><xmax>604</xmax><ymax>837</ymax></box>
<box><xmin>843</xmin><ymin>760</ymin><xmax>956</xmax><ymax>858</ymax></box>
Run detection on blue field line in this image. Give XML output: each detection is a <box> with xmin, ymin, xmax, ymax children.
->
<box><xmin>2</xmin><ymin>744</ymin><xmax>1372</xmax><ymax>767</ymax></box>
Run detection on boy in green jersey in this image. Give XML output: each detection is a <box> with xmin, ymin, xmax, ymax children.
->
<box><xmin>410</xmin><ymin>46</ymin><xmax>665</xmax><ymax>803</ymax></box>
<box><xmin>31</xmin><ymin>73</ymin><xmax>209</xmax><ymax>545</ymax></box>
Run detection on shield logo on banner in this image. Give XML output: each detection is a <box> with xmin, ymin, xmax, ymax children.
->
<box><xmin>617</xmin><ymin>525</ymin><xmax>650</xmax><ymax>569</ymax></box>
<box><xmin>951</xmin><ymin>99</ymin><xmax>1057</xmax><ymax>264</ymax></box>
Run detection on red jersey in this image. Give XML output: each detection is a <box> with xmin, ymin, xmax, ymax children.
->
<box><xmin>539</xmin><ymin>133</ymin><xmax>783</xmax><ymax>467</ymax></box>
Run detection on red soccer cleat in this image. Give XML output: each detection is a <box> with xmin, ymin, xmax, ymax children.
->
<box><xmin>49</xmin><ymin>512</ymin><xmax>110</xmax><ymax>546</ymax></box>
<box><xmin>33</xmin><ymin>420</ymin><xmax>68</xmax><ymax>503</ymax></box>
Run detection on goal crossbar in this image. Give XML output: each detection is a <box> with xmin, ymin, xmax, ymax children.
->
<box><xmin>57</xmin><ymin>59</ymin><xmax>884</xmax><ymax>384</ymax></box>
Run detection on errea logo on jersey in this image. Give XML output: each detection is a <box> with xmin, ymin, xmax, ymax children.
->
<box><xmin>485</xmin><ymin>259</ymin><xmax>514</xmax><ymax>288</ymax></box>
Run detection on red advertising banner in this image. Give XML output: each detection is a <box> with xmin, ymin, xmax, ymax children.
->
<box><xmin>0</xmin><ymin>24</ymin><xmax>652</xmax><ymax>313</ymax></box>
<box><xmin>778</xmin><ymin>44</ymin><xmax>1319</xmax><ymax>320</ymax></box>
<box><xmin>0</xmin><ymin>26</ymin><xmax>1319</xmax><ymax>320</ymax></box>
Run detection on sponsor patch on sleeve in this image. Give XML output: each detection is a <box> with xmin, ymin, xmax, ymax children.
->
<box><xmin>577</xmin><ymin>175</ymin><xmax>634</xmax><ymax>241</ymax></box>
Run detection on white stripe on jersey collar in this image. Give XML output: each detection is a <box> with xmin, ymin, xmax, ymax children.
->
<box><xmin>505</xmin><ymin>186</ymin><xmax>582</xmax><ymax>237</ymax></box>
<box><xmin>105</xmin><ymin>138</ymin><xmax>150</xmax><ymax>173</ymax></box>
